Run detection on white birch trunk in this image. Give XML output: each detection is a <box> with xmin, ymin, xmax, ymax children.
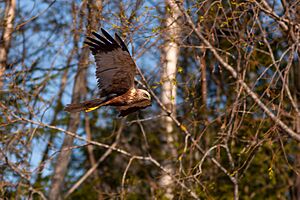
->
<box><xmin>161</xmin><ymin>0</ymin><xmax>180</xmax><ymax>135</ymax></box>
<box><xmin>159</xmin><ymin>0</ymin><xmax>180</xmax><ymax>199</ymax></box>
<box><xmin>0</xmin><ymin>0</ymin><xmax>16</xmax><ymax>88</ymax></box>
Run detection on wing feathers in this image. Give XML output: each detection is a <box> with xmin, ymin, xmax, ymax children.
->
<box><xmin>86</xmin><ymin>29</ymin><xmax>129</xmax><ymax>53</ymax></box>
<box><xmin>118</xmin><ymin>100</ymin><xmax>152</xmax><ymax>116</ymax></box>
<box><xmin>86</xmin><ymin>36</ymin><xmax>105</xmax><ymax>47</ymax></box>
<box><xmin>97</xmin><ymin>67</ymin><xmax>118</xmax><ymax>74</ymax></box>
<box><xmin>101</xmin><ymin>28</ymin><xmax>117</xmax><ymax>44</ymax></box>
<box><xmin>115</xmin><ymin>33</ymin><xmax>129</xmax><ymax>53</ymax></box>
<box><xmin>85</xmin><ymin>36</ymin><xmax>115</xmax><ymax>53</ymax></box>
<box><xmin>92</xmin><ymin>32</ymin><xmax>112</xmax><ymax>46</ymax></box>
<box><xmin>84</xmin><ymin>41</ymin><xmax>100</xmax><ymax>49</ymax></box>
<box><xmin>85</xmin><ymin>28</ymin><xmax>136</xmax><ymax>97</ymax></box>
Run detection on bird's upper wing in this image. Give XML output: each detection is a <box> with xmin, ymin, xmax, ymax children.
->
<box><xmin>85</xmin><ymin>28</ymin><xmax>136</xmax><ymax>97</ymax></box>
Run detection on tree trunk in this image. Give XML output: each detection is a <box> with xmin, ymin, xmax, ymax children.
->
<box><xmin>293</xmin><ymin>53</ymin><xmax>300</xmax><ymax>200</ymax></box>
<box><xmin>48</xmin><ymin>1</ymin><xmax>101</xmax><ymax>199</ymax></box>
<box><xmin>161</xmin><ymin>0</ymin><xmax>180</xmax><ymax>141</ymax></box>
<box><xmin>159</xmin><ymin>0</ymin><xmax>180</xmax><ymax>199</ymax></box>
<box><xmin>49</xmin><ymin>46</ymin><xmax>89</xmax><ymax>200</ymax></box>
<box><xmin>0</xmin><ymin>0</ymin><xmax>16</xmax><ymax>88</ymax></box>
<box><xmin>293</xmin><ymin>3</ymin><xmax>300</xmax><ymax>199</ymax></box>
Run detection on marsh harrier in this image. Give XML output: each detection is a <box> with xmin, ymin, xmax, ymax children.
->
<box><xmin>64</xmin><ymin>28</ymin><xmax>151</xmax><ymax>116</ymax></box>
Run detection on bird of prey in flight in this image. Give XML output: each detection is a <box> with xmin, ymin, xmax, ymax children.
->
<box><xmin>64</xmin><ymin>28</ymin><xmax>151</xmax><ymax>116</ymax></box>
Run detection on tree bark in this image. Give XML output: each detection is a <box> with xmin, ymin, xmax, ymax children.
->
<box><xmin>48</xmin><ymin>1</ymin><xmax>101</xmax><ymax>199</ymax></box>
<box><xmin>293</xmin><ymin>49</ymin><xmax>300</xmax><ymax>200</ymax></box>
<box><xmin>49</xmin><ymin>46</ymin><xmax>89</xmax><ymax>200</ymax></box>
<box><xmin>161</xmin><ymin>0</ymin><xmax>180</xmax><ymax>138</ymax></box>
<box><xmin>0</xmin><ymin>0</ymin><xmax>16</xmax><ymax>88</ymax></box>
<box><xmin>159</xmin><ymin>0</ymin><xmax>180</xmax><ymax>199</ymax></box>
<box><xmin>292</xmin><ymin>3</ymin><xmax>300</xmax><ymax>199</ymax></box>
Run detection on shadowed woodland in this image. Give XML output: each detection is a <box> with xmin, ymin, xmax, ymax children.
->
<box><xmin>1</xmin><ymin>0</ymin><xmax>300</xmax><ymax>199</ymax></box>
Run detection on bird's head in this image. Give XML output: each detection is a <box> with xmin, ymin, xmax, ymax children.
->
<box><xmin>136</xmin><ymin>89</ymin><xmax>151</xmax><ymax>101</ymax></box>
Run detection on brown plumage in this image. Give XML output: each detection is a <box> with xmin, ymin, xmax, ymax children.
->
<box><xmin>64</xmin><ymin>28</ymin><xmax>151</xmax><ymax>116</ymax></box>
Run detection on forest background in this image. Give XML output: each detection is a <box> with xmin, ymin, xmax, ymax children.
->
<box><xmin>1</xmin><ymin>0</ymin><xmax>300</xmax><ymax>199</ymax></box>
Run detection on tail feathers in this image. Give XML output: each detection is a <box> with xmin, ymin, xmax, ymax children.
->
<box><xmin>64</xmin><ymin>98</ymin><xmax>105</xmax><ymax>113</ymax></box>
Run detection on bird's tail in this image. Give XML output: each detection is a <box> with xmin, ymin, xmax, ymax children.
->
<box><xmin>64</xmin><ymin>98</ymin><xmax>106</xmax><ymax>113</ymax></box>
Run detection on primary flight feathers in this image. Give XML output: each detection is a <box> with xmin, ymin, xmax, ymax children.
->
<box><xmin>64</xmin><ymin>28</ymin><xmax>151</xmax><ymax>116</ymax></box>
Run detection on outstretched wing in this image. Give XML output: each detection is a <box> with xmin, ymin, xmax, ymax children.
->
<box><xmin>85</xmin><ymin>28</ymin><xmax>136</xmax><ymax>97</ymax></box>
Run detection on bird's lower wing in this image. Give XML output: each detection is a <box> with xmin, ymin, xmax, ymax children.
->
<box><xmin>117</xmin><ymin>100</ymin><xmax>151</xmax><ymax>116</ymax></box>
